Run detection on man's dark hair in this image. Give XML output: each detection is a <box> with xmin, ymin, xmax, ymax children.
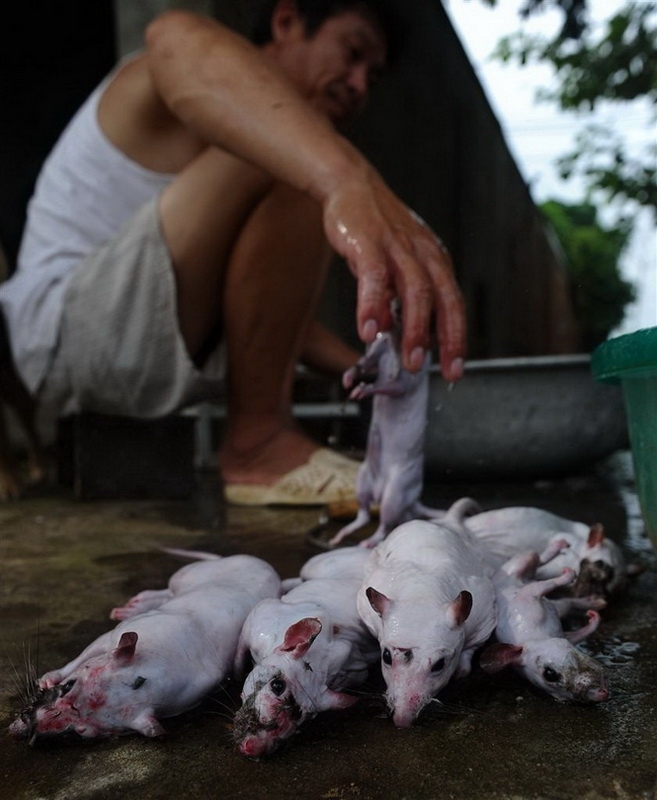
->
<box><xmin>250</xmin><ymin>0</ymin><xmax>403</xmax><ymax>62</ymax></box>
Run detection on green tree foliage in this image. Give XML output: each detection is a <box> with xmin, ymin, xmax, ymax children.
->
<box><xmin>541</xmin><ymin>199</ymin><xmax>636</xmax><ymax>348</ymax></box>
<box><xmin>486</xmin><ymin>0</ymin><xmax>657</xmax><ymax>212</ymax></box>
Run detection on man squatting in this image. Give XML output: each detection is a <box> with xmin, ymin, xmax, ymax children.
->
<box><xmin>0</xmin><ymin>1</ymin><xmax>466</xmax><ymax>505</ymax></box>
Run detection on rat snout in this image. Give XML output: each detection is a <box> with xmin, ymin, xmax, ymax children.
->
<box><xmin>7</xmin><ymin>715</ymin><xmax>30</xmax><ymax>737</ymax></box>
<box><xmin>588</xmin><ymin>685</ymin><xmax>610</xmax><ymax>703</ymax></box>
<box><xmin>234</xmin><ymin>691</ymin><xmax>303</xmax><ymax>758</ymax></box>
<box><xmin>573</xmin><ymin>559</ymin><xmax>614</xmax><ymax>598</ymax></box>
<box><xmin>239</xmin><ymin>733</ymin><xmax>274</xmax><ymax>759</ymax></box>
<box><xmin>236</xmin><ymin>708</ymin><xmax>299</xmax><ymax>758</ymax></box>
<box><xmin>26</xmin><ymin>702</ymin><xmax>83</xmax><ymax>739</ymax></box>
<box><xmin>576</xmin><ymin>675</ymin><xmax>609</xmax><ymax>703</ymax></box>
<box><xmin>569</xmin><ymin>661</ymin><xmax>609</xmax><ymax>703</ymax></box>
<box><xmin>390</xmin><ymin>703</ymin><xmax>419</xmax><ymax>729</ymax></box>
<box><xmin>388</xmin><ymin>689</ymin><xmax>423</xmax><ymax>729</ymax></box>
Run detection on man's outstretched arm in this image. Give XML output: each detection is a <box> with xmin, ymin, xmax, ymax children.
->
<box><xmin>145</xmin><ymin>10</ymin><xmax>466</xmax><ymax>379</ymax></box>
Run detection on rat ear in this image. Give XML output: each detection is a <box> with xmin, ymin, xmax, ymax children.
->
<box><xmin>278</xmin><ymin>617</ymin><xmax>322</xmax><ymax>658</ymax></box>
<box><xmin>587</xmin><ymin>523</ymin><xmax>605</xmax><ymax>547</ymax></box>
<box><xmin>366</xmin><ymin>586</ymin><xmax>392</xmax><ymax>618</ymax></box>
<box><xmin>113</xmin><ymin>631</ymin><xmax>138</xmax><ymax>665</ymax></box>
<box><xmin>479</xmin><ymin>643</ymin><xmax>524</xmax><ymax>673</ymax></box>
<box><xmin>447</xmin><ymin>590</ymin><xmax>472</xmax><ymax>627</ymax></box>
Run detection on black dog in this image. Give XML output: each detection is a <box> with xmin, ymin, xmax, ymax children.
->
<box><xmin>0</xmin><ymin>308</ymin><xmax>46</xmax><ymax>499</ymax></box>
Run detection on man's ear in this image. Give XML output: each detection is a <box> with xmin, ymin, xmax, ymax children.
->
<box><xmin>270</xmin><ymin>0</ymin><xmax>305</xmax><ymax>43</ymax></box>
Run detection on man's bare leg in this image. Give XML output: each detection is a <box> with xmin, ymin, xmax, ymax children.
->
<box><xmin>158</xmin><ymin>147</ymin><xmax>273</xmax><ymax>357</ymax></box>
<box><xmin>159</xmin><ymin>148</ymin><xmax>357</xmax><ymax>489</ymax></box>
<box><xmin>218</xmin><ymin>181</ymin><xmax>351</xmax><ymax>487</ymax></box>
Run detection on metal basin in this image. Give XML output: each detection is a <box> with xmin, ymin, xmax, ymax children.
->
<box><xmin>425</xmin><ymin>354</ymin><xmax>628</xmax><ymax>480</ymax></box>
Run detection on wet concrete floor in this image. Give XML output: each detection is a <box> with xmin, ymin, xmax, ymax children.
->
<box><xmin>1</xmin><ymin>450</ymin><xmax>656</xmax><ymax>800</ymax></box>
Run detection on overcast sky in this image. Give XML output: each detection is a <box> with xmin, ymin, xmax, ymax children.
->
<box><xmin>443</xmin><ymin>0</ymin><xmax>656</xmax><ymax>334</ymax></box>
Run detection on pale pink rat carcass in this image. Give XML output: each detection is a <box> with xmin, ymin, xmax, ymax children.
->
<box><xmin>463</xmin><ymin>503</ymin><xmax>639</xmax><ymax>598</ymax></box>
<box><xmin>233</xmin><ymin>552</ymin><xmax>379</xmax><ymax>758</ymax></box>
<box><xmin>357</xmin><ymin>500</ymin><xmax>497</xmax><ymax>728</ymax></box>
<box><xmin>329</xmin><ymin>318</ymin><xmax>443</xmax><ymax>549</ymax></box>
<box><xmin>479</xmin><ymin>540</ymin><xmax>608</xmax><ymax>703</ymax></box>
<box><xmin>10</xmin><ymin>552</ymin><xmax>281</xmax><ymax>741</ymax></box>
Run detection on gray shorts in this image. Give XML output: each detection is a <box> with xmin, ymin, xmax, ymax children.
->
<box><xmin>41</xmin><ymin>198</ymin><xmax>225</xmax><ymax>418</ymax></box>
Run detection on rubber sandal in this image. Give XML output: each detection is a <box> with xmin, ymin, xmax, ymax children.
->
<box><xmin>223</xmin><ymin>448</ymin><xmax>360</xmax><ymax>507</ymax></box>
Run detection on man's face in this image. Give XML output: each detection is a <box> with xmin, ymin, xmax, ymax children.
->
<box><xmin>271</xmin><ymin>9</ymin><xmax>388</xmax><ymax>126</ymax></box>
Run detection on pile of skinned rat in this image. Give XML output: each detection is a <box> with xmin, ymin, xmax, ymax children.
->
<box><xmin>8</xmin><ymin>324</ymin><xmax>645</xmax><ymax>756</ymax></box>
<box><xmin>8</xmin><ymin>501</ymin><xmax>643</xmax><ymax>755</ymax></box>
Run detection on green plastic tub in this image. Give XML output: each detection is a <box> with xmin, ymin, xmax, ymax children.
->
<box><xmin>592</xmin><ymin>327</ymin><xmax>657</xmax><ymax>547</ymax></box>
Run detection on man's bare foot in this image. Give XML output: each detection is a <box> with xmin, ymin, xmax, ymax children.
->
<box><xmin>219</xmin><ymin>426</ymin><xmax>326</xmax><ymax>487</ymax></box>
<box><xmin>220</xmin><ymin>426</ymin><xmax>361</xmax><ymax>506</ymax></box>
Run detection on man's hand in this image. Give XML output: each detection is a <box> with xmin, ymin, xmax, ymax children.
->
<box><xmin>322</xmin><ymin>169</ymin><xmax>466</xmax><ymax>382</ymax></box>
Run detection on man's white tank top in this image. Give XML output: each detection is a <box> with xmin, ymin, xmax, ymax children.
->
<box><xmin>0</xmin><ymin>60</ymin><xmax>174</xmax><ymax>393</ymax></box>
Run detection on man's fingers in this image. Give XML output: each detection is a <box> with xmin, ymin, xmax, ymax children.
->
<box><xmin>414</xmin><ymin>234</ymin><xmax>467</xmax><ymax>381</ymax></box>
<box><xmin>432</xmin><ymin>271</ymin><xmax>467</xmax><ymax>381</ymax></box>
<box><xmin>354</xmin><ymin>235</ymin><xmax>466</xmax><ymax>379</ymax></box>
<box><xmin>354</xmin><ymin>251</ymin><xmax>393</xmax><ymax>343</ymax></box>
<box><xmin>436</xmin><ymin>284</ymin><xmax>467</xmax><ymax>381</ymax></box>
<box><xmin>322</xmin><ymin>176</ymin><xmax>467</xmax><ymax>378</ymax></box>
<box><xmin>388</xmin><ymin>242</ymin><xmax>433</xmax><ymax>372</ymax></box>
